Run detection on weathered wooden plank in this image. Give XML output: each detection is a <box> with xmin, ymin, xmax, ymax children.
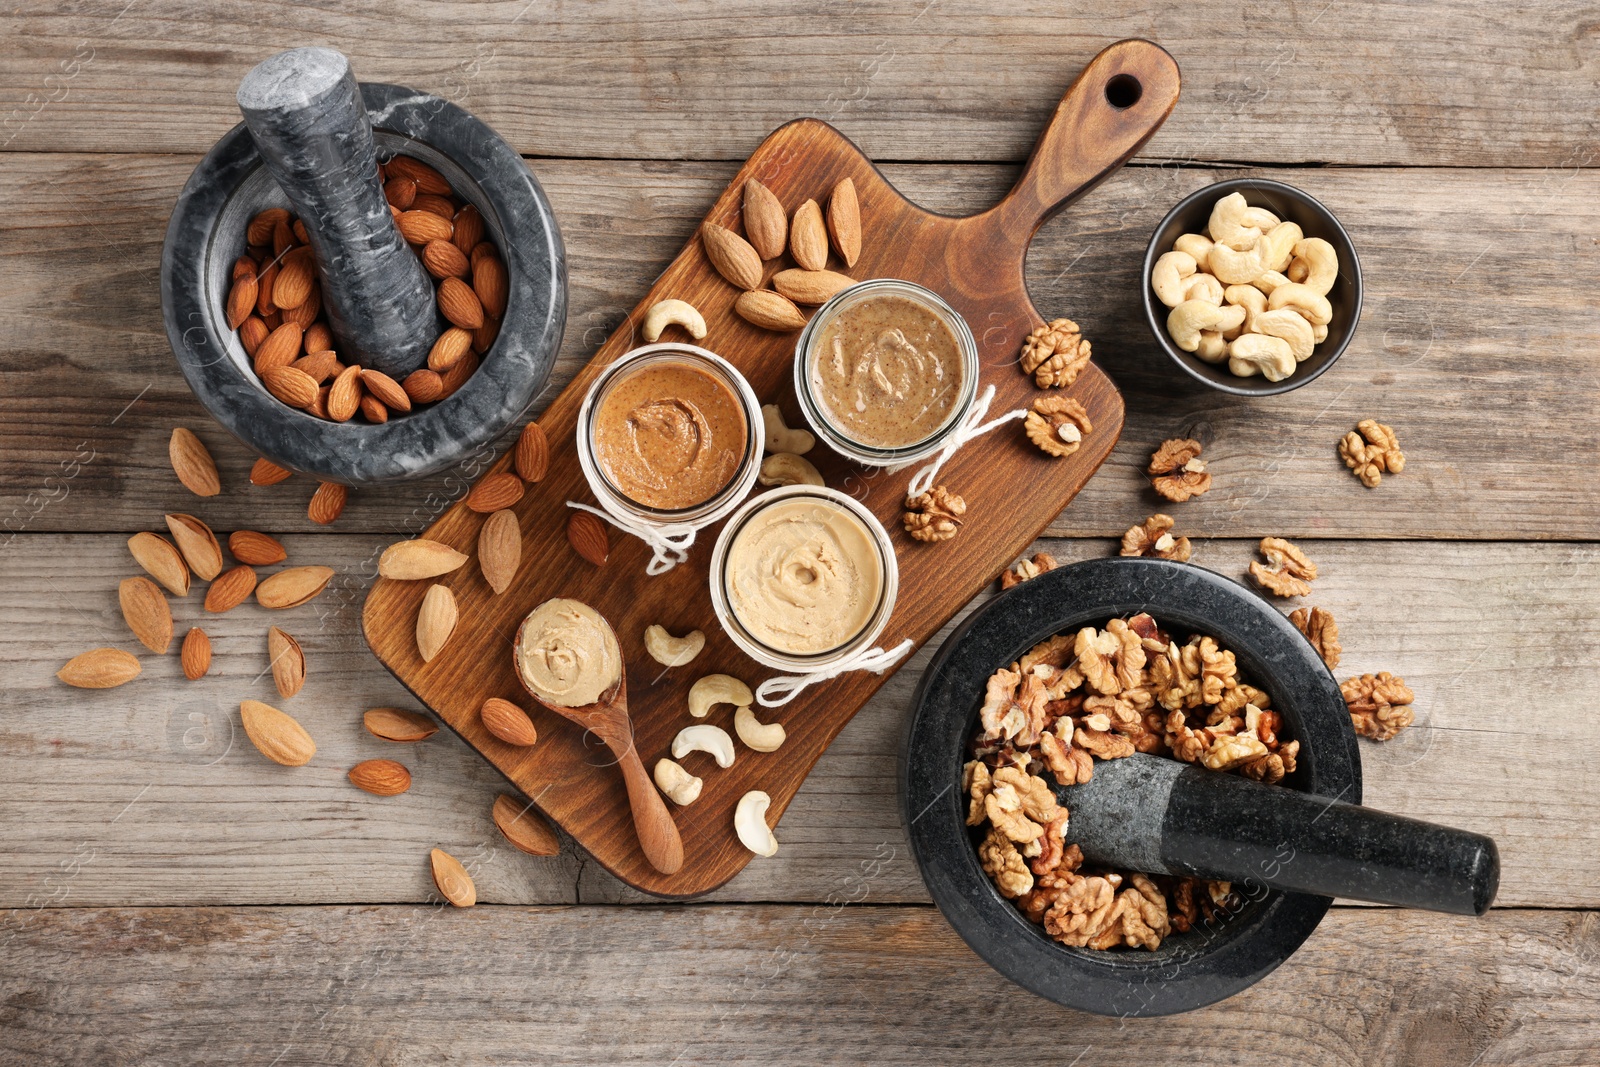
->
<box><xmin>2</xmin><ymin>154</ymin><xmax>1597</xmax><ymax>539</ymax></box>
<box><xmin>3</xmin><ymin>1</ymin><xmax>1598</xmax><ymax>168</ymax></box>
<box><xmin>3</xmin><ymin>533</ymin><xmax>1595</xmax><ymax>908</ymax></box>
<box><xmin>1</xmin><ymin>903</ymin><xmax>1596</xmax><ymax>1066</ymax></box>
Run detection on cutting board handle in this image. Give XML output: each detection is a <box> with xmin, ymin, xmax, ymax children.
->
<box><xmin>981</xmin><ymin>39</ymin><xmax>1180</xmax><ymax>250</ymax></box>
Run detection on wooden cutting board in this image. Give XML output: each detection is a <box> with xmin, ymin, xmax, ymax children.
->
<box><xmin>363</xmin><ymin>39</ymin><xmax>1180</xmax><ymax>897</ymax></box>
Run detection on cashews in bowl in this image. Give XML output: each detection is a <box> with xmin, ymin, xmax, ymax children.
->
<box><xmin>1287</xmin><ymin>237</ymin><xmax>1338</xmax><ymax>296</ymax></box>
<box><xmin>735</xmin><ymin>790</ymin><xmax>779</xmax><ymax>857</ymax></box>
<box><xmin>1167</xmin><ymin>300</ymin><xmax>1246</xmax><ymax>352</ymax></box>
<box><xmin>1228</xmin><ymin>333</ymin><xmax>1297</xmax><ymax>382</ymax></box>
<box><xmin>1152</xmin><ymin>250</ymin><xmax>1197</xmax><ymax>308</ymax></box>
<box><xmin>1253</xmin><ymin>308</ymin><xmax>1316</xmax><ymax>362</ymax></box>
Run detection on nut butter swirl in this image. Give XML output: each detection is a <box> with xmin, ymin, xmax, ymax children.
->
<box><xmin>515</xmin><ymin>598</ymin><xmax>621</xmax><ymax>707</ymax></box>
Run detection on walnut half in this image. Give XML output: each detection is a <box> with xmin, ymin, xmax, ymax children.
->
<box><xmin>1290</xmin><ymin>606</ymin><xmax>1341</xmax><ymax>669</ymax></box>
<box><xmin>1001</xmin><ymin>551</ymin><xmax>1058</xmax><ymax>590</ymax></box>
<box><xmin>903</xmin><ymin>485</ymin><xmax>966</xmax><ymax>543</ymax></box>
<box><xmin>1019</xmin><ymin>317</ymin><xmax>1092</xmax><ymax>389</ymax></box>
<box><xmin>1342</xmin><ymin>671</ymin><xmax>1415</xmax><ymax>740</ymax></box>
<box><xmin>1120</xmin><ymin>514</ymin><xmax>1192</xmax><ymax>562</ymax></box>
<box><xmin>1024</xmin><ymin>396</ymin><xmax>1092</xmax><ymax>458</ymax></box>
<box><xmin>1148</xmin><ymin>438</ymin><xmax>1212</xmax><ymax>502</ymax></box>
<box><xmin>1248</xmin><ymin>536</ymin><xmax>1318</xmax><ymax>598</ymax></box>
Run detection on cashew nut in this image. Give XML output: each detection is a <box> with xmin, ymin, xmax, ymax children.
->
<box><xmin>1252</xmin><ymin>308</ymin><xmax>1316</xmax><ymax>362</ymax></box>
<box><xmin>1251</xmin><ymin>270</ymin><xmax>1291</xmax><ymax>296</ymax></box>
<box><xmin>1166</xmin><ymin>300</ymin><xmax>1246</xmax><ymax>353</ymax></box>
<box><xmin>1194</xmin><ymin>330</ymin><xmax>1229</xmax><ymax>364</ymax></box>
<box><xmin>1206</xmin><ymin>240</ymin><xmax>1270</xmax><ymax>285</ymax></box>
<box><xmin>1180</xmin><ymin>272</ymin><xmax>1224</xmax><ymax>306</ymax></box>
<box><xmin>1257</xmin><ymin>222</ymin><xmax>1304</xmax><ymax>274</ymax></box>
<box><xmin>1173</xmin><ymin>233</ymin><xmax>1213</xmax><ymax>273</ymax></box>
<box><xmin>761</xmin><ymin>404</ymin><xmax>815</xmax><ymax>455</ymax></box>
<box><xmin>643</xmin><ymin>625</ymin><xmax>705</xmax><ymax>668</ymax></box>
<box><xmin>734</xmin><ymin>706</ymin><xmax>786</xmax><ymax>752</ymax></box>
<box><xmin>1227</xmin><ymin>333</ymin><xmax>1296</xmax><ymax>382</ymax></box>
<box><xmin>1224</xmin><ymin>284</ymin><xmax>1268</xmax><ymax>334</ymax></box>
<box><xmin>653</xmin><ymin>758</ymin><xmax>703</xmax><ymax>806</ymax></box>
<box><xmin>759</xmin><ymin>452</ymin><xmax>824</xmax><ymax>487</ymax></box>
<box><xmin>734</xmin><ymin>790</ymin><xmax>779</xmax><ymax>857</ymax></box>
<box><xmin>672</xmin><ymin>723</ymin><xmax>736</xmax><ymax>768</ymax></box>
<box><xmin>688</xmin><ymin>674</ymin><xmax>753</xmax><ymax>719</ymax></box>
<box><xmin>1151</xmin><ymin>250</ymin><xmax>1197</xmax><ymax>308</ymax></box>
<box><xmin>1287</xmin><ymin>237</ymin><xmax>1338</xmax><ymax>296</ymax></box>
<box><xmin>1241</xmin><ymin>205</ymin><xmax>1281</xmax><ymax>231</ymax></box>
<box><xmin>1207</xmin><ymin>192</ymin><xmax>1265</xmax><ymax>251</ymax></box>
<box><xmin>1312</xmin><ymin>322</ymin><xmax>1329</xmax><ymax>344</ymax></box>
<box><xmin>641</xmin><ymin>299</ymin><xmax>707</xmax><ymax>343</ymax></box>
<box><xmin>1266</xmin><ymin>282</ymin><xmax>1333</xmax><ymax>327</ymax></box>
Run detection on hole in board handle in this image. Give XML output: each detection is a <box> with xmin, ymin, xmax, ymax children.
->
<box><xmin>1104</xmin><ymin>74</ymin><xmax>1142</xmax><ymax>110</ymax></box>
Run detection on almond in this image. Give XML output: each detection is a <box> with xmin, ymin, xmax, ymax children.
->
<box><xmin>439</xmin><ymin>350</ymin><xmax>479</xmax><ymax>397</ymax></box>
<box><xmin>514</xmin><ymin>422</ymin><xmax>548</xmax><ymax>483</ymax></box>
<box><xmin>396</xmin><ymin>209</ymin><xmax>453</xmax><ymax>245</ymax></box>
<box><xmin>472</xmin><ymin>254</ymin><xmax>508</xmax><ymax>319</ymax></box>
<box><xmin>415</xmin><ymin>583</ymin><xmax>457</xmax><ymax>661</ymax></box>
<box><xmin>378</xmin><ymin>538</ymin><xmax>469</xmax><ymax>580</ymax></box>
<box><xmin>240</xmin><ymin>699</ymin><xmax>316</xmax><ymax>766</ymax></box>
<box><xmin>478</xmin><ymin>509</ymin><xmax>520</xmax><ymax>595</ymax></box>
<box><xmin>437</xmin><ymin>276</ymin><xmax>485</xmax><ymax>330</ymax></box>
<box><xmin>166</xmin><ymin>427</ymin><xmax>219</xmax><ymax>497</ymax></box>
<box><xmin>263</xmin><ymin>366</ymin><xmax>318</xmax><ymax>409</ymax></box>
<box><xmin>413</xmin><ymin>193</ymin><xmax>456</xmax><ymax>219</ymax></box>
<box><xmin>771</xmin><ymin>268</ymin><xmax>856</xmax><ymax>306</ymax></box>
<box><xmin>272</xmin><ymin>250</ymin><xmax>314</xmax><ymax>309</ymax></box>
<box><xmin>402</xmin><ymin>369</ymin><xmax>445</xmax><ymax>405</ymax></box>
<box><xmin>359</xmin><ymin>369</ymin><xmax>412</xmax><ymax>412</ymax></box>
<box><xmin>827</xmin><ymin>177</ymin><xmax>862</xmax><ymax>268</ymax></box>
<box><xmin>790</xmin><ymin>198</ymin><xmax>828</xmax><ymax>271</ymax></box>
<box><xmin>284</xmin><ymin>283</ymin><xmax>321</xmax><ymax>330</ymax></box>
<box><xmin>239</xmin><ymin>316</ymin><xmax>269</xmax><ymax>357</ymax></box>
<box><xmin>363</xmin><ymin>707</ymin><xmax>439</xmax><ymax>743</ymax></box>
<box><xmin>348</xmin><ymin>758</ymin><xmax>411</xmax><ymax>796</ymax></box>
<box><xmin>57</xmin><ymin>648</ymin><xmax>141</xmax><ymax>689</ymax></box>
<box><xmin>164</xmin><ymin>514</ymin><xmax>224</xmax><ymax>580</ymax></box>
<box><xmin>383</xmin><ymin>176</ymin><xmax>418</xmax><ymax>210</ymax></box>
<box><xmin>256</xmin><ymin>565</ymin><xmax>334</xmax><ymax>609</ymax></box>
<box><xmin>466</xmin><ymin>471</ymin><xmax>524</xmax><ymax>513</ymax></box>
<box><xmin>307</xmin><ymin>481</ymin><xmax>348</xmax><ymax>525</ymax></box>
<box><xmin>292</xmin><ymin>349</ymin><xmax>340</xmax><ymax>384</ymax></box>
<box><xmin>204</xmin><ymin>564</ymin><xmax>258</xmax><ymax>613</ymax></box>
<box><xmin>702</xmin><ymin>223</ymin><xmax>763</xmax><ymax>290</ymax></box>
<box><xmin>427</xmin><ymin>328</ymin><xmax>473</xmax><ymax>373</ymax></box>
<box><xmin>254</xmin><ymin>322</ymin><xmax>303</xmax><ymax>375</ymax></box>
<box><xmin>304</xmin><ymin>322</ymin><xmax>333</xmax><ymax>354</ymax></box>
<box><xmin>127</xmin><ymin>532</ymin><xmax>190</xmax><ymax>596</ymax></box>
<box><xmin>273</xmin><ymin>217</ymin><xmax>295</xmax><ymax>256</ymax></box>
<box><xmin>119</xmin><ymin>577</ymin><xmax>172</xmax><ymax>654</ymax></box>
<box><xmin>471</xmin><ymin>316</ymin><xmax>499</xmax><ymax>355</ymax></box>
<box><xmin>387</xmin><ymin>156</ymin><xmax>452</xmax><ymax>195</ymax></box>
<box><xmin>422</xmin><ymin>239</ymin><xmax>470</xmax><ymax>279</ymax></box>
<box><xmin>229</xmin><ymin>530</ymin><xmax>286</xmax><ymax>566</ymax></box>
<box><xmin>250</xmin><ymin>456</ymin><xmax>293</xmax><ymax>486</ymax></box>
<box><xmin>429</xmin><ymin>847</ymin><xmax>475</xmax><ymax>907</ymax></box>
<box><xmin>453</xmin><ymin>205</ymin><xmax>485</xmax><ymax>254</ymax></box>
<box><xmin>359</xmin><ymin>393</ymin><xmax>389</xmax><ymax>423</ymax></box>
<box><xmin>491</xmin><ymin>794</ymin><xmax>560</xmax><ymax>856</ymax></box>
<box><xmin>267</xmin><ymin>625</ymin><xmax>306</xmax><ymax>698</ymax></box>
<box><xmin>247</xmin><ymin>208</ymin><xmax>288</xmax><ymax>247</ymax></box>
<box><xmin>256</xmin><ymin>263</ymin><xmax>279</xmax><ymax>316</ymax></box>
<box><xmin>326</xmin><ymin>364</ymin><xmax>362</xmax><ymax>422</ymax></box>
<box><xmin>307</xmin><ymin>383</ymin><xmax>331</xmax><ymax>420</ymax></box>
<box><xmin>742</xmin><ymin>178</ymin><xmax>788</xmax><ymax>260</ymax></box>
<box><xmin>227</xmin><ymin>272</ymin><xmax>258</xmax><ymax>329</ymax></box>
<box><xmin>480</xmin><ymin>696</ymin><xmax>538</xmax><ymax>747</ymax></box>
<box><xmin>567</xmin><ymin>510</ymin><xmax>609</xmax><ymax>567</ymax></box>
<box><xmin>734</xmin><ymin>289</ymin><xmax>806</xmax><ymax>332</ymax></box>
<box><xmin>181</xmin><ymin>627</ymin><xmax>211</xmax><ymax>680</ymax></box>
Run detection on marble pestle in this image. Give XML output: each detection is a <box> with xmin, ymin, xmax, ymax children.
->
<box><xmin>236</xmin><ymin>47</ymin><xmax>436</xmax><ymax>378</ymax></box>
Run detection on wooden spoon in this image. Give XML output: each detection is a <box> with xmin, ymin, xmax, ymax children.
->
<box><xmin>517</xmin><ymin>612</ymin><xmax>684</xmax><ymax>876</ymax></box>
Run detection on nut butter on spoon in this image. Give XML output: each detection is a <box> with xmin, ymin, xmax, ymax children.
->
<box><xmin>513</xmin><ymin>598</ymin><xmax>684</xmax><ymax>875</ymax></box>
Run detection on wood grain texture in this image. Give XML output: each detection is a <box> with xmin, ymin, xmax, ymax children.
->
<box><xmin>2</xmin><ymin>904</ymin><xmax>1597</xmax><ymax>1066</ymax></box>
<box><xmin>2</xmin><ymin>1</ymin><xmax>1598</xmax><ymax>167</ymax></box>
<box><xmin>4</xmin><ymin>533</ymin><xmax>1595</xmax><ymax>908</ymax></box>
<box><xmin>4</xmin><ymin>154</ymin><xmax>1598</xmax><ymax>540</ymax></box>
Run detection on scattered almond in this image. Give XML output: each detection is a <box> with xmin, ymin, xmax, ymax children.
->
<box><xmin>307</xmin><ymin>481</ymin><xmax>348</xmax><ymax>525</ymax></box>
<box><xmin>480</xmin><ymin>697</ymin><xmax>538</xmax><ymax>747</ymax></box>
<box><xmin>240</xmin><ymin>699</ymin><xmax>316</xmax><ymax>766</ymax></box>
<box><xmin>567</xmin><ymin>510</ymin><xmax>609</xmax><ymax>567</ymax></box>
<box><xmin>58</xmin><ymin>648</ymin><xmax>141</xmax><ymax>689</ymax></box>
<box><xmin>267</xmin><ymin>625</ymin><xmax>305</xmax><ymax>699</ymax></box>
<box><xmin>771</xmin><ymin>268</ymin><xmax>855</xmax><ymax>306</ymax></box>
<box><xmin>437</xmin><ymin>276</ymin><xmax>485</xmax><ymax>330</ymax></box>
<box><xmin>250</xmin><ymin>457</ymin><xmax>293</xmax><ymax>486</ymax></box>
<box><xmin>127</xmin><ymin>532</ymin><xmax>190</xmax><ymax>597</ymax></box>
<box><xmin>256</xmin><ymin>565</ymin><xmax>335</xmax><ymax>609</ymax></box>
<box><xmin>118</xmin><ymin>577</ymin><xmax>172</xmax><ymax>654</ymax></box>
<box><xmin>429</xmin><ymin>847</ymin><xmax>475</xmax><ymax>907</ymax></box>
<box><xmin>168</xmin><ymin>428</ymin><xmax>221</xmax><ymax>498</ymax></box>
<box><xmin>349</xmin><ymin>758</ymin><xmax>412</xmax><ymax>797</ymax></box>
<box><xmin>478</xmin><ymin>509</ymin><xmax>520</xmax><ymax>595</ymax></box>
<box><xmin>466</xmin><ymin>471</ymin><xmax>524</xmax><ymax>513</ymax></box>
<box><xmin>742</xmin><ymin>178</ymin><xmax>788</xmax><ymax>260</ymax></box>
<box><xmin>326</xmin><ymin>364</ymin><xmax>362</xmax><ymax>422</ymax></box>
<box><xmin>416</xmin><ymin>583</ymin><xmax>458</xmax><ymax>662</ymax></box>
<box><xmin>363</xmin><ymin>707</ymin><xmax>439</xmax><ymax>743</ymax></box>
<box><xmin>204</xmin><ymin>564</ymin><xmax>259</xmax><ymax>613</ymax></box>
<box><xmin>790</xmin><ymin>198</ymin><xmax>828</xmax><ymax>271</ymax></box>
<box><xmin>702</xmin><ymin>223</ymin><xmax>763</xmax><ymax>290</ymax></box>
<box><xmin>181</xmin><ymin>627</ymin><xmax>211</xmax><ymax>680</ymax></box>
<box><xmin>229</xmin><ymin>530</ymin><xmax>286</xmax><ymax>566</ymax></box>
<box><xmin>359</xmin><ymin>369</ymin><xmax>412</xmax><ymax>412</ymax></box>
<box><xmin>827</xmin><ymin>177</ymin><xmax>862</xmax><ymax>268</ymax></box>
<box><xmin>164</xmin><ymin>514</ymin><xmax>224</xmax><ymax>581</ymax></box>
<box><xmin>514</xmin><ymin>422</ymin><xmax>548</xmax><ymax>483</ymax></box>
<box><xmin>379</xmin><ymin>538</ymin><xmax>470</xmax><ymax>580</ymax></box>
<box><xmin>491</xmin><ymin>794</ymin><xmax>560</xmax><ymax>856</ymax></box>
<box><xmin>734</xmin><ymin>289</ymin><xmax>807</xmax><ymax>332</ymax></box>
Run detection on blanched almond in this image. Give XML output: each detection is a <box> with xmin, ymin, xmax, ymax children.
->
<box><xmin>240</xmin><ymin>699</ymin><xmax>316</xmax><ymax>766</ymax></box>
<box><xmin>379</xmin><ymin>539</ymin><xmax>469</xmax><ymax>580</ymax></box>
<box><xmin>478</xmin><ymin>509</ymin><xmax>520</xmax><ymax>595</ymax></box>
<box><xmin>58</xmin><ymin>648</ymin><xmax>141</xmax><ymax>689</ymax></box>
<box><xmin>415</xmin><ymin>583</ymin><xmax>457</xmax><ymax>662</ymax></box>
<box><xmin>256</xmin><ymin>565</ymin><xmax>334</xmax><ymax>609</ymax></box>
<box><xmin>267</xmin><ymin>625</ymin><xmax>305</xmax><ymax>699</ymax></box>
<box><xmin>165</xmin><ymin>513</ymin><xmax>224</xmax><ymax>580</ymax></box>
<box><xmin>128</xmin><ymin>532</ymin><xmax>190</xmax><ymax>597</ymax></box>
<box><xmin>363</xmin><ymin>707</ymin><xmax>439</xmax><ymax>743</ymax></box>
<box><xmin>119</xmin><ymin>577</ymin><xmax>172</xmax><ymax>654</ymax></box>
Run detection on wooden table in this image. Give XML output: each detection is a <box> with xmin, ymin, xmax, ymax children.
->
<box><xmin>3</xmin><ymin>4</ymin><xmax>1598</xmax><ymax>1063</ymax></box>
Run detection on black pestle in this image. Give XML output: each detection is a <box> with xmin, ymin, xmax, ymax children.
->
<box><xmin>1059</xmin><ymin>752</ymin><xmax>1499</xmax><ymax>915</ymax></box>
<box><xmin>236</xmin><ymin>47</ymin><xmax>436</xmax><ymax>379</ymax></box>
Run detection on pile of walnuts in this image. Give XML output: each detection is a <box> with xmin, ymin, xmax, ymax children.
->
<box><xmin>966</xmin><ymin>612</ymin><xmax>1299</xmax><ymax>951</ymax></box>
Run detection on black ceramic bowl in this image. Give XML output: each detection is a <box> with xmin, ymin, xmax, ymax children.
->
<box><xmin>162</xmin><ymin>83</ymin><xmax>566</xmax><ymax>485</ymax></box>
<box><xmin>1141</xmin><ymin>178</ymin><xmax>1362</xmax><ymax>397</ymax></box>
<box><xmin>903</xmin><ymin>557</ymin><xmax>1361</xmax><ymax>1016</ymax></box>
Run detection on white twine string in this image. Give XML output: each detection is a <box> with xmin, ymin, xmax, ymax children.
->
<box><xmin>893</xmin><ymin>384</ymin><xmax>1028</xmax><ymax>499</ymax></box>
<box><xmin>754</xmin><ymin>638</ymin><xmax>914</xmax><ymax>708</ymax></box>
<box><xmin>566</xmin><ymin>500</ymin><xmax>698</xmax><ymax>576</ymax></box>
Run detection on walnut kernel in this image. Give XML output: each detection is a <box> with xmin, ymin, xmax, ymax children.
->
<box><xmin>1339</xmin><ymin>419</ymin><xmax>1405</xmax><ymax>488</ymax></box>
<box><xmin>1290</xmin><ymin>606</ymin><xmax>1342</xmax><ymax>669</ymax></box>
<box><xmin>1120</xmin><ymin>513</ymin><xmax>1192</xmax><ymax>561</ymax></box>
<box><xmin>1248</xmin><ymin>536</ymin><xmax>1318</xmax><ymax>598</ymax></box>
<box><xmin>902</xmin><ymin>485</ymin><xmax>966</xmax><ymax>543</ymax></box>
<box><xmin>1342</xmin><ymin>671</ymin><xmax>1416</xmax><ymax>740</ymax></box>
<box><xmin>1025</xmin><ymin>396</ymin><xmax>1092</xmax><ymax>458</ymax></box>
<box><xmin>1001</xmin><ymin>551</ymin><xmax>1058</xmax><ymax>590</ymax></box>
<box><xmin>1019</xmin><ymin>317</ymin><xmax>1092</xmax><ymax>389</ymax></box>
<box><xmin>1148</xmin><ymin>438</ymin><xmax>1212</xmax><ymax>502</ymax></box>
